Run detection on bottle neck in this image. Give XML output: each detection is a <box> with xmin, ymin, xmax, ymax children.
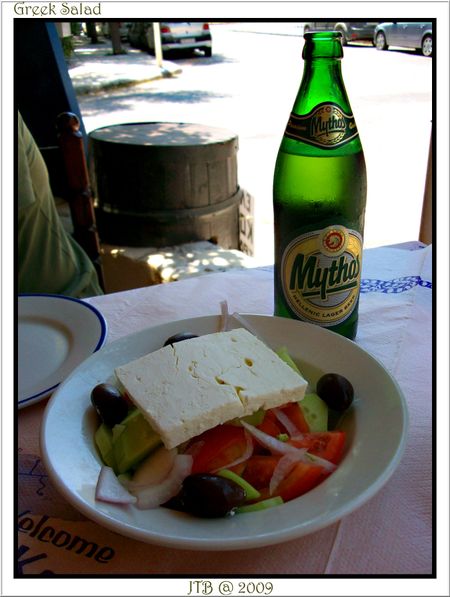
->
<box><xmin>292</xmin><ymin>31</ymin><xmax>349</xmax><ymax>113</ymax></box>
<box><xmin>281</xmin><ymin>31</ymin><xmax>362</xmax><ymax>155</ymax></box>
<box><xmin>303</xmin><ymin>57</ymin><xmax>343</xmax><ymax>84</ymax></box>
<box><xmin>294</xmin><ymin>62</ymin><xmax>348</xmax><ymax>114</ymax></box>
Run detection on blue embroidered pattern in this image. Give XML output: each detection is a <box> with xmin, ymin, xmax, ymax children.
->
<box><xmin>360</xmin><ymin>276</ymin><xmax>432</xmax><ymax>294</ymax></box>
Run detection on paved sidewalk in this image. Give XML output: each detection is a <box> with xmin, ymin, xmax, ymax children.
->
<box><xmin>66</xmin><ymin>36</ymin><xmax>181</xmax><ymax>94</ymax></box>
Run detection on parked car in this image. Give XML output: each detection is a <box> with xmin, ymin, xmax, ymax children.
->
<box><xmin>303</xmin><ymin>22</ymin><xmax>379</xmax><ymax>45</ymax></box>
<box><xmin>128</xmin><ymin>22</ymin><xmax>212</xmax><ymax>57</ymax></box>
<box><xmin>374</xmin><ymin>22</ymin><xmax>432</xmax><ymax>56</ymax></box>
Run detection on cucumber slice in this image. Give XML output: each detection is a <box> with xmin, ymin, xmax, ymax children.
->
<box><xmin>112</xmin><ymin>423</ymin><xmax>126</xmax><ymax>443</ymax></box>
<box><xmin>94</xmin><ymin>423</ymin><xmax>116</xmax><ymax>469</ymax></box>
<box><xmin>119</xmin><ymin>407</ymin><xmax>140</xmax><ymax>425</ymax></box>
<box><xmin>112</xmin><ymin>410</ymin><xmax>161</xmax><ymax>474</ymax></box>
<box><xmin>218</xmin><ymin>469</ymin><xmax>261</xmax><ymax>501</ymax></box>
<box><xmin>228</xmin><ymin>408</ymin><xmax>265</xmax><ymax>427</ymax></box>
<box><xmin>299</xmin><ymin>393</ymin><xmax>328</xmax><ymax>432</ymax></box>
<box><xmin>236</xmin><ymin>496</ymin><xmax>284</xmax><ymax>513</ymax></box>
<box><xmin>275</xmin><ymin>346</ymin><xmax>303</xmax><ymax>375</ymax></box>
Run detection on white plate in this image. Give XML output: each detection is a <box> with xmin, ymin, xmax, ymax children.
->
<box><xmin>18</xmin><ymin>294</ymin><xmax>107</xmax><ymax>408</ymax></box>
<box><xmin>41</xmin><ymin>315</ymin><xmax>408</xmax><ymax>551</ymax></box>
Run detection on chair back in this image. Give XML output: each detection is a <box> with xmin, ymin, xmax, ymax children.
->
<box><xmin>56</xmin><ymin>112</ymin><xmax>105</xmax><ymax>290</ymax></box>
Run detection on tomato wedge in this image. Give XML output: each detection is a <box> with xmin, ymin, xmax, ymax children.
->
<box><xmin>241</xmin><ymin>455</ymin><xmax>279</xmax><ymax>489</ymax></box>
<box><xmin>189</xmin><ymin>424</ymin><xmax>248</xmax><ymax>474</ymax></box>
<box><xmin>256</xmin><ymin>411</ymin><xmax>283</xmax><ymax>438</ymax></box>
<box><xmin>274</xmin><ymin>461</ymin><xmax>326</xmax><ymax>502</ymax></box>
<box><xmin>288</xmin><ymin>431</ymin><xmax>346</xmax><ymax>465</ymax></box>
<box><xmin>278</xmin><ymin>402</ymin><xmax>310</xmax><ymax>433</ymax></box>
<box><xmin>243</xmin><ymin>455</ymin><xmax>328</xmax><ymax>502</ymax></box>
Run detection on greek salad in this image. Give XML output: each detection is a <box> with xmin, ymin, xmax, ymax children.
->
<box><xmin>92</xmin><ymin>312</ymin><xmax>354</xmax><ymax>518</ymax></box>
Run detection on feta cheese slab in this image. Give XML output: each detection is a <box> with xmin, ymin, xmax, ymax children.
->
<box><xmin>115</xmin><ymin>328</ymin><xmax>307</xmax><ymax>449</ymax></box>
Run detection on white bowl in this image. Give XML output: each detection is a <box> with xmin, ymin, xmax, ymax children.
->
<box><xmin>41</xmin><ymin>314</ymin><xmax>408</xmax><ymax>550</ymax></box>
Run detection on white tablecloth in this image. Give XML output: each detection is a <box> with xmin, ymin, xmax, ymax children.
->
<box><xmin>17</xmin><ymin>243</ymin><xmax>433</xmax><ymax>580</ymax></box>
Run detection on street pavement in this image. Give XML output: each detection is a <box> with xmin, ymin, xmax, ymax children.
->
<box><xmin>67</xmin><ymin>23</ymin><xmax>307</xmax><ymax>92</ymax></box>
<box><xmin>67</xmin><ymin>36</ymin><xmax>180</xmax><ymax>94</ymax></box>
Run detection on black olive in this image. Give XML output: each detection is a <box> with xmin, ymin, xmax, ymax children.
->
<box><xmin>175</xmin><ymin>473</ymin><xmax>246</xmax><ymax>518</ymax></box>
<box><xmin>162</xmin><ymin>492</ymin><xmax>186</xmax><ymax>512</ymax></box>
<box><xmin>163</xmin><ymin>332</ymin><xmax>198</xmax><ymax>347</ymax></box>
<box><xmin>91</xmin><ymin>383</ymin><xmax>129</xmax><ymax>426</ymax></box>
<box><xmin>316</xmin><ymin>373</ymin><xmax>354</xmax><ymax>412</ymax></box>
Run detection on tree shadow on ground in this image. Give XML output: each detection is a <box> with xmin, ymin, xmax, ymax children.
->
<box><xmin>80</xmin><ymin>88</ymin><xmax>231</xmax><ymax>117</ymax></box>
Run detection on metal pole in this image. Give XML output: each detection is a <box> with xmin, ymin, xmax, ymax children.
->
<box><xmin>153</xmin><ymin>22</ymin><xmax>163</xmax><ymax>69</ymax></box>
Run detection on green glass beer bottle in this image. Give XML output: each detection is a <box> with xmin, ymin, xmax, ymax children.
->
<box><xmin>273</xmin><ymin>31</ymin><xmax>367</xmax><ymax>340</ymax></box>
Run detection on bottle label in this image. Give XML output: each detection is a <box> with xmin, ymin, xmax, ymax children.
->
<box><xmin>285</xmin><ymin>102</ymin><xmax>358</xmax><ymax>149</ymax></box>
<box><xmin>281</xmin><ymin>226</ymin><xmax>362</xmax><ymax>327</ymax></box>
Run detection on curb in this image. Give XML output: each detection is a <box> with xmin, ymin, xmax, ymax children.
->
<box><xmin>69</xmin><ymin>61</ymin><xmax>183</xmax><ymax>95</ymax></box>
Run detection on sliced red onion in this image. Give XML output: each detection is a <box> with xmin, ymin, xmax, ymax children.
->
<box><xmin>272</xmin><ymin>407</ymin><xmax>304</xmax><ymax>440</ymax></box>
<box><xmin>305</xmin><ymin>452</ymin><xmax>337</xmax><ymax>473</ymax></box>
<box><xmin>241</xmin><ymin>421</ymin><xmax>302</xmax><ymax>455</ymax></box>
<box><xmin>123</xmin><ymin>446</ymin><xmax>177</xmax><ymax>491</ymax></box>
<box><xmin>269</xmin><ymin>452</ymin><xmax>307</xmax><ymax>496</ymax></box>
<box><xmin>134</xmin><ymin>454</ymin><xmax>193</xmax><ymax>510</ymax></box>
<box><xmin>95</xmin><ymin>466</ymin><xmax>137</xmax><ymax>505</ymax></box>
<box><xmin>241</xmin><ymin>421</ymin><xmax>336</xmax><ymax>473</ymax></box>
<box><xmin>211</xmin><ymin>430</ymin><xmax>253</xmax><ymax>473</ymax></box>
<box><xmin>230</xmin><ymin>312</ymin><xmax>264</xmax><ymax>340</ymax></box>
<box><xmin>219</xmin><ymin>300</ymin><xmax>230</xmax><ymax>332</ymax></box>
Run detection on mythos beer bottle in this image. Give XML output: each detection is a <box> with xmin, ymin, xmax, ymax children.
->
<box><xmin>273</xmin><ymin>31</ymin><xmax>367</xmax><ymax>340</ymax></box>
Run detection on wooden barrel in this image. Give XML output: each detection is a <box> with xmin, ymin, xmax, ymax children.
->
<box><xmin>89</xmin><ymin>122</ymin><xmax>241</xmax><ymax>248</ymax></box>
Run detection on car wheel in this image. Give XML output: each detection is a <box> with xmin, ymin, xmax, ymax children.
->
<box><xmin>421</xmin><ymin>35</ymin><xmax>432</xmax><ymax>57</ymax></box>
<box><xmin>204</xmin><ymin>47</ymin><xmax>212</xmax><ymax>57</ymax></box>
<box><xmin>375</xmin><ymin>31</ymin><xmax>388</xmax><ymax>51</ymax></box>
